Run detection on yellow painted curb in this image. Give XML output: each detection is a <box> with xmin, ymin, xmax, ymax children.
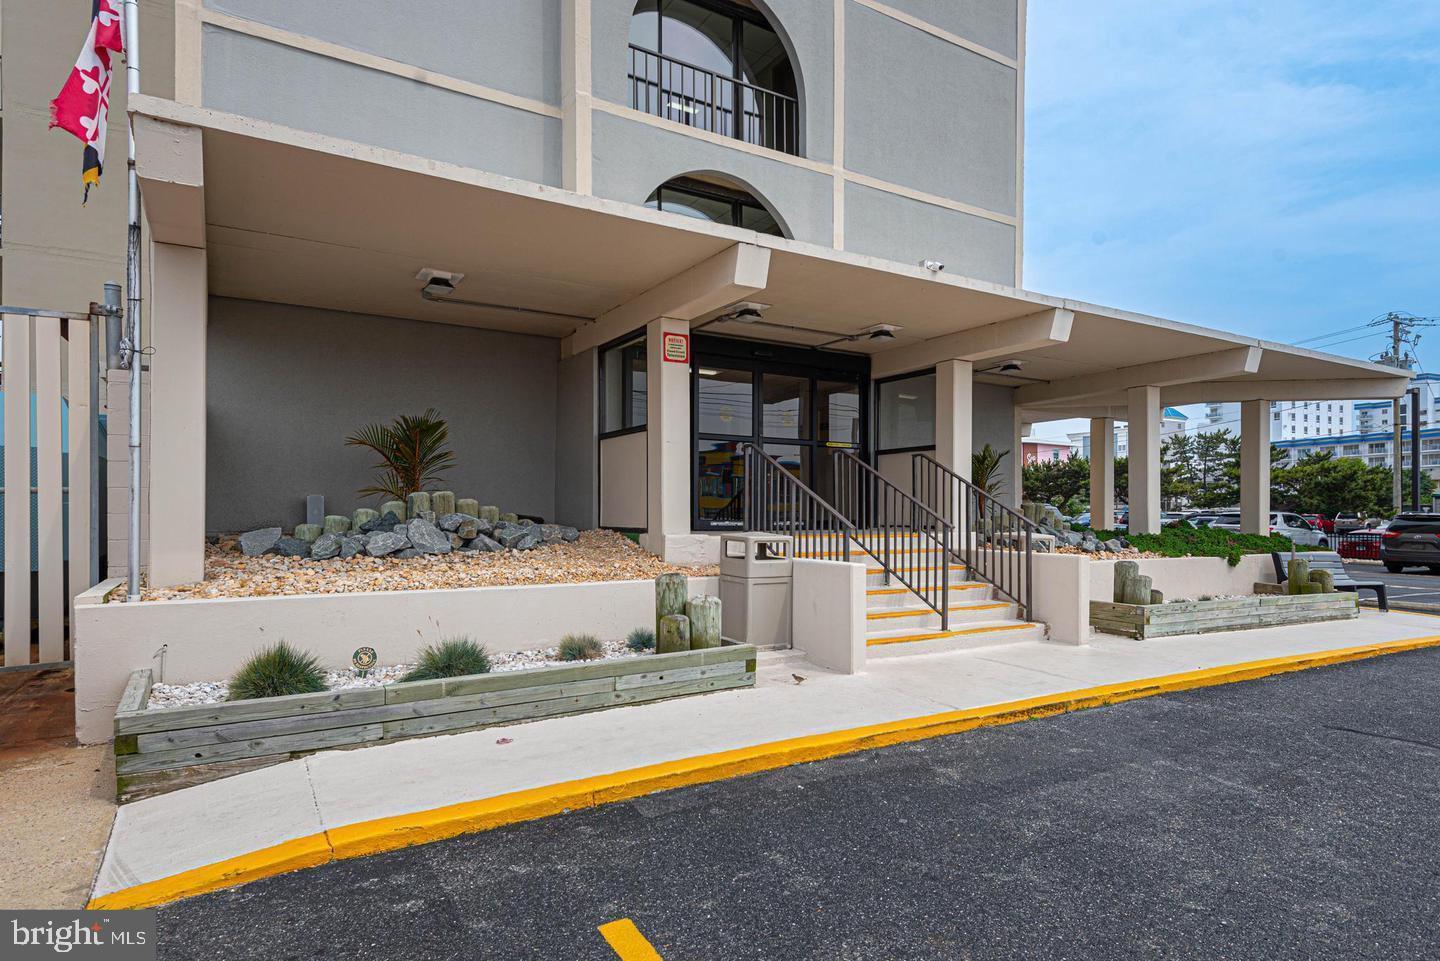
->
<box><xmin>599</xmin><ymin>919</ymin><xmax>665</xmax><ymax>960</ymax></box>
<box><xmin>87</xmin><ymin>631</ymin><xmax>1440</xmax><ymax>912</ymax></box>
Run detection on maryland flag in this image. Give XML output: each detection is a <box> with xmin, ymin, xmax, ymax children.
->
<box><xmin>49</xmin><ymin>0</ymin><xmax>125</xmax><ymax>202</ymax></box>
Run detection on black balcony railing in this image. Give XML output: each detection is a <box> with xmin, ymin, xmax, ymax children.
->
<box><xmin>628</xmin><ymin>44</ymin><xmax>800</xmax><ymax>156</ymax></box>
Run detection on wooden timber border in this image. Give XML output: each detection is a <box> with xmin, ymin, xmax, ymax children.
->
<box><xmin>113</xmin><ymin>642</ymin><xmax>757</xmax><ymax>802</ymax></box>
<box><xmin>1090</xmin><ymin>593</ymin><xmax>1358</xmax><ymax>639</ymax></box>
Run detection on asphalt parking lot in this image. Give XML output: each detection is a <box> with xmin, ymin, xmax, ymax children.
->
<box><xmin>155</xmin><ymin>647</ymin><xmax>1440</xmax><ymax>960</ymax></box>
<box><xmin>1345</xmin><ymin>560</ymin><xmax>1440</xmax><ymax>611</ymax></box>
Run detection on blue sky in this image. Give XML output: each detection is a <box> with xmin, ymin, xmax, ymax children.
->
<box><xmin>1023</xmin><ymin>0</ymin><xmax>1440</xmax><ymax>438</ymax></box>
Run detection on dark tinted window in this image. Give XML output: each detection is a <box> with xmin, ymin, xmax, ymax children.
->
<box><xmin>1389</xmin><ymin>514</ymin><xmax>1440</xmax><ymax>531</ymax></box>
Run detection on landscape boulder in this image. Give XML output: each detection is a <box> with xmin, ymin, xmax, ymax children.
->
<box><xmin>239</xmin><ymin>527</ymin><xmax>282</xmax><ymax>557</ymax></box>
<box><xmin>310</xmin><ymin>532</ymin><xmax>342</xmax><ymax>560</ymax></box>
<box><xmin>274</xmin><ymin>536</ymin><xmax>312</xmax><ymax>558</ymax></box>
<box><xmin>364</xmin><ymin>531</ymin><xmax>407</xmax><ymax>557</ymax></box>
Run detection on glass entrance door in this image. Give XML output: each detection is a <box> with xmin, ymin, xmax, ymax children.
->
<box><xmin>693</xmin><ymin>340</ymin><xmax>866</xmax><ymax>530</ymax></box>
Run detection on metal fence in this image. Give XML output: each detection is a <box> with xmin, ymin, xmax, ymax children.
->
<box><xmin>1331</xmin><ymin>531</ymin><xmax>1384</xmax><ymax>561</ymax></box>
<box><xmin>1</xmin><ymin>309</ymin><xmax>100</xmax><ymax>667</ymax></box>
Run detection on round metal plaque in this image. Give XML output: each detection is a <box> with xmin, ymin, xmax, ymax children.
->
<box><xmin>352</xmin><ymin>646</ymin><xmax>378</xmax><ymax>672</ymax></box>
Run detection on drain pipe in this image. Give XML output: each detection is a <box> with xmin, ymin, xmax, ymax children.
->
<box><xmin>123</xmin><ymin>0</ymin><xmax>143</xmax><ymax>601</ymax></box>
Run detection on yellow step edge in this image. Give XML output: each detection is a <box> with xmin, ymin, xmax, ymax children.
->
<box><xmin>867</xmin><ymin>622</ymin><xmax>1040</xmax><ymax>646</ymax></box>
<box><xmin>85</xmin><ymin>630</ymin><xmax>1440</xmax><ymax>912</ymax></box>
<box><xmin>867</xmin><ymin>603</ymin><xmax>1011</xmax><ymax>620</ymax></box>
<box><xmin>865</xmin><ymin>584</ymin><xmax>986</xmax><ymax>596</ymax></box>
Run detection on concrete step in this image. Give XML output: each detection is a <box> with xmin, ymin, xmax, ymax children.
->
<box><xmin>865</xmin><ymin>566</ymin><xmax>970</xmax><ymax>588</ymax></box>
<box><xmin>794</xmin><ymin>540</ymin><xmax>953</xmax><ymax>561</ymax></box>
<box><xmin>864</xmin><ymin>600</ymin><xmax>1017</xmax><ymax>629</ymax></box>
<box><xmin>865</xmin><ymin>582</ymin><xmax>994</xmax><ymax>606</ymax></box>
<box><xmin>864</xmin><ymin>620</ymin><xmax>1046</xmax><ymax>658</ymax></box>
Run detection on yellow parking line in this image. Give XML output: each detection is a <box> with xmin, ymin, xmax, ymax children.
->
<box><xmin>599</xmin><ymin>919</ymin><xmax>664</xmax><ymax>960</ymax></box>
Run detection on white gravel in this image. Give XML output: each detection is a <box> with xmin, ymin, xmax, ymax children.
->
<box><xmin>144</xmin><ymin>638</ymin><xmax>644</xmax><ymax>710</ymax></box>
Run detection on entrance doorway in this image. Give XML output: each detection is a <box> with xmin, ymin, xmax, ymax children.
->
<box><xmin>692</xmin><ymin>335</ymin><xmax>868</xmax><ymax>530</ymax></box>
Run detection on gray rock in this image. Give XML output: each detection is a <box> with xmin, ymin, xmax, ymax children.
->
<box><xmin>351</xmin><ymin>508</ymin><xmax>380</xmax><ymax>531</ymax></box>
<box><xmin>360</xmin><ymin>511</ymin><xmax>402</xmax><ymax>534</ymax></box>
<box><xmin>310</xmin><ymin>532</ymin><xmax>342</xmax><ymax>560</ymax></box>
<box><xmin>437</xmin><ymin>513</ymin><xmax>468</xmax><ymax>532</ymax></box>
<box><xmin>365</xmin><ymin>531</ymin><xmax>407</xmax><ymax>557</ymax></box>
<box><xmin>419</xmin><ymin>510</ymin><xmax>437</xmax><ymax>526</ymax></box>
<box><xmin>275</xmin><ymin>536</ymin><xmax>312</xmax><ymax>558</ymax></box>
<box><xmin>465</xmin><ymin>533</ymin><xmax>504</xmax><ymax>553</ymax></box>
<box><xmin>339</xmin><ymin>536</ymin><xmax>366</xmax><ymax>559</ymax></box>
<box><xmin>406</xmin><ymin>518</ymin><xmax>452</xmax><ymax>555</ymax></box>
<box><xmin>493</xmin><ymin>524</ymin><xmax>530</xmax><ymax>549</ymax></box>
<box><xmin>239</xmin><ymin>527</ymin><xmax>283</xmax><ymax>557</ymax></box>
<box><xmin>395</xmin><ymin>548</ymin><xmax>423</xmax><ymax>559</ymax></box>
<box><xmin>456</xmin><ymin>518</ymin><xmax>480</xmax><ymax>539</ymax></box>
<box><xmin>539</xmin><ymin>524</ymin><xmax>580</xmax><ymax>544</ymax></box>
<box><xmin>513</xmin><ymin>532</ymin><xmax>542</xmax><ymax>551</ymax></box>
<box><xmin>294</xmin><ymin>523</ymin><xmax>323</xmax><ymax>544</ymax></box>
<box><xmin>517</xmin><ymin>517</ymin><xmax>537</xmax><ymax>528</ymax></box>
<box><xmin>450</xmin><ymin>534</ymin><xmax>465</xmax><ymax>549</ymax></box>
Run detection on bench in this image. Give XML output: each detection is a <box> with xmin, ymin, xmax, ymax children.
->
<box><xmin>1271</xmin><ymin>551</ymin><xmax>1388</xmax><ymax>612</ymax></box>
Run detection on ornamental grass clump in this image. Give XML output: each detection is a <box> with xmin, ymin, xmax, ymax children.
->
<box><xmin>228</xmin><ymin>641</ymin><xmax>328</xmax><ymax>701</ymax></box>
<box><xmin>402</xmin><ymin>637</ymin><xmax>492</xmax><ymax>682</ymax></box>
<box><xmin>626</xmin><ymin>627</ymin><xmax>656</xmax><ymax>652</ymax></box>
<box><xmin>558</xmin><ymin>633</ymin><xmax>604</xmax><ymax>661</ymax></box>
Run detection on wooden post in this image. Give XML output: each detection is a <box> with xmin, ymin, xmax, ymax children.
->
<box><xmin>655</xmin><ymin>572</ymin><xmax>687</xmax><ymax>639</ymax></box>
<box><xmin>657</xmin><ymin>614</ymin><xmax>691</xmax><ymax>654</ymax></box>
<box><xmin>687</xmin><ymin>595</ymin><xmax>722</xmax><ymax>649</ymax></box>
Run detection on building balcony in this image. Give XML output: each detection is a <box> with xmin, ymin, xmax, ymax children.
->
<box><xmin>627</xmin><ymin>44</ymin><xmax>800</xmax><ymax>156</ymax></box>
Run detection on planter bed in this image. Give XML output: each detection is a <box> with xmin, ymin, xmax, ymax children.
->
<box><xmin>112</xmin><ymin>641</ymin><xmax>756</xmax><ymax>803</ymax></box>
<box><xmin>1090</xmin><ymin>592</ymin><xmax>1358</xmax><ymax>639</ymax></box>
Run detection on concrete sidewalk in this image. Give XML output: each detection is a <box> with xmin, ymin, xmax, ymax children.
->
<box><xmin>92</xmin><ymin>610</ymin><xmax>1440</xmax><ymax>908</ymax></box>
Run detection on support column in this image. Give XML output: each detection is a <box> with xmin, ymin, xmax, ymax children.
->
<box><xmin>1240</xmin><ymin>399</ymin><xmax>1271</xmax><ymax>535</ymax></box>
<box><xmin>1089</xmin><ymin>417</ymin><xmax>1115</xmax><ymax>530</ymax></box>
<box><xmin>935</xmin><ymin>359</ymin><xmax>973</xmax><ymax>480</ymax></box>
<box><xmin>1013</xmin><ymin>412</ymin><xmax>1030</xmax><ymax>508</ymax></box>
<box><xmin>148</xmin><ymin>243</ymin><xmax>208</xmax><ymax>587</ymax></box>
<box><xmin>641</xmin><ymin>317</ymin><xmax>691</xmax><ymax>562</ymax></box>
<box><xmin>560</xmin><ymin>0</ymin><xmax>593</xmax><ymax>194</ymax></box>
<box><xmin>1127</xmin><ymin>385</ymin><xmax>1161</xmax><ymax>535</ymax></box>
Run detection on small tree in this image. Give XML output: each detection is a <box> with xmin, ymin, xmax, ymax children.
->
<box><xmin>972</xmin><ymin>444</ymin><xmax>1010</xmax><ymax>498</ymax></box>
<box><xmin>345</xmin><ymin>408</ymin><xmax>456</xmax><ymax>502</ymax></box>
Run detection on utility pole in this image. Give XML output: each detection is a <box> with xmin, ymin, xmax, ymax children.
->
<box><xmin>1392</xmin><ymin>314</ymin><xmax>1404</xmax><ymax>513</ymax></box>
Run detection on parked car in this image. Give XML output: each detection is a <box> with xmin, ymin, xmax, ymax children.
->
<box><xmin>1209</xmin><ymin>512</ymin><xmax>1329</xmax><ymax>547</ymax></box>
<box><xmin>1333</xmin><ymin>511</ymin><xmax>1365</xmax><ymax>534</ymax></box>
<box><xmin>1380</xmin><ymin>514</ymin><xmax>1440</xmax><ymax>573</ymax></box>
<box><xmin>1301</xmin><ymin>514</ymin><xmax>1334</xmax><ymax>533</ymax></box>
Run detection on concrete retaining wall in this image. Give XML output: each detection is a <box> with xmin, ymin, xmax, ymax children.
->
<box><xmin>1031</xmin><ymin>553</ymin><xmax>1281</xmax><ymax>646</ymax></box>
<box><xmin>792</xmin><ymin>558</ymin><xmax>866</xmax><ymax>673</ymax></box>
<box><xmin>73</xmin><ymin>575</ymin><xmax>717</xmax><ymax>744</ymax></box>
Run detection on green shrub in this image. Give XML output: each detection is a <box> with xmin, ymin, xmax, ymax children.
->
<box><xmin>401</xmin><ymin>637</ymin><xmax>491</xmax><ymax>682</ymax></box>
<box><xmin>1094</xmin><ymin>526</ymin><xmax>1293</xmax><ymax>566</ymax></box>
<box><xmin>626</xmin><ymin>627</ymin><xmax>656</xmax><ymax>652</ymax></box>
<box><xmin>228</xmin><ymin>641</ymin><xmax>328</xmax><ymax>701</ymax></box>
<box><xmin>558</xmin><ymin>633</ymin><xmax>604</xmax><ymax>661</ymax></box>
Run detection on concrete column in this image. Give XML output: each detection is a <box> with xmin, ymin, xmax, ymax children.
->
<box><xmin>1089</xmin><ymin>417</ymin><xmax>1115</xmax><ymax>529</ymax></box>
<box><xmin>934</xmin><ymin>360</ymin><xmax>973</xmax><ymax>482</ymax></box>
<box><xmin>641</xmin><ymin>317</ymin><xmax>691</xmax><ymax>561</ymax></box>
<box><xmin>560</xmin><ymin>0</ymin><xmax>593</xmax><ymax>194</ymax></box>
<box><xmin>1013</xmin><ymin>412</ymin><xmax>1030</xmax><ymax>508</ymax></box>
<box><xmin>1240</xmin><ymin>399</ymin><xmax>1272</xmax><ymax>534</ymax></box>
<box><xmin>147</xmin><ymin>243</ymin><xmax>208</xmax><ymax>587</ymax></box>
<box><xmin>1127</xmin><ymin>385</ymin><xmax>1161</xmax><ymax>535</ymax></box>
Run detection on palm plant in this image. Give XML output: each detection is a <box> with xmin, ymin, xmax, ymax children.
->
<box><xmin>972</xmin><ymin>444</ymin><xmax>1010</xmax><ymax>498</ymax></box>
<box><xmin>345</xmin><ymin>408</ymin><xmax>456</xmax><ymax>502</ymax></box>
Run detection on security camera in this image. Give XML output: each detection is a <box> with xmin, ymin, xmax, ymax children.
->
<box><xmin>920</xmin><ymin>259</ymin><xmax>945</xmax><ymax>272</ymax></box>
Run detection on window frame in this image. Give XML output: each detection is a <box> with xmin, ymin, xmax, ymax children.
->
<box><xmin>873</xmin><ymin>368</ymin><xmax>939</xmax><ymax>456</ymax></box>
<box><xmin>598</xmin><ymin>328</ymin><xmax>650</xmax><ymax>441</ymax></box>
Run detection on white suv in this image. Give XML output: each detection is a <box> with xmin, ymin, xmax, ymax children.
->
<box><xmin>1210</xmin><ymin>512</ymin><xmax>1328</xmax><ymax>547</ymax></box>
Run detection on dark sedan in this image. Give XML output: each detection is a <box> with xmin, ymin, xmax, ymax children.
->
<box><xmin>1380</xmin><ymin>514</ymin><xmax>1440</xmax><ymax>573</ymax></box>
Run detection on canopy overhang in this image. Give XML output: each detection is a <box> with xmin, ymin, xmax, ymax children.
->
<box><xmin>131</xmin><ymin>96</ymin><xmax>1410</xmax><ymax>421</ymax></box>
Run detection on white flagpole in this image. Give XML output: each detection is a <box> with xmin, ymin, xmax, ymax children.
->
<box><xmin>123</xmin><ymin>0</ymin><xmax>142</xmax><ymax>601</ymax></box>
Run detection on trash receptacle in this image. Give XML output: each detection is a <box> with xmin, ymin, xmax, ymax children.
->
<box><xmin>720</xmin><ymin>533</ymin><xmax>794</xmax><ymax>648</ymax></box>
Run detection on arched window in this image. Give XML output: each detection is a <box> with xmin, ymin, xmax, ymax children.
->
<box><xmin>645</xmin><ymin>174</ymin><xmax>787</xmax><ymax>236</ymax></box>
<box><xmin>628</xmin><ymin>1</ymin><xmax>801</xmax><ymax>155</ymax></box>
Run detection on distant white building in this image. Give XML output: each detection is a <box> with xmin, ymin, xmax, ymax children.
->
<box><xmin>1068</xmin><ymin>408</ymin><xmax>1188</xmax><ymax>459</ymax></box>
<box><xmin>1352</xmin><ymin>373</ymin><xmax>1440</xmax><ymax>434</ymax></box>
<box><xmin>1197</xmin><ymin>400</ymin><xmax>1350</xmax><ymax>440</ymax></box>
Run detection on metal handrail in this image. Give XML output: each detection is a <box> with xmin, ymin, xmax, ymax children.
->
<box><xmin>739</xmin><ymin>443</ymin><xmax>856</xmax><ymax>561</ymax></box>
<box><xmin>832</xmin><ymin>451</ymin><xmax>952</xmax><ymax>631</ymax></box>
<box><xmin>628</xmin><ymin>44</ymin><xmax>800</xmax><ymax>155</ymax></box>
<box><xmin>911</xmin><ymin>452</ymin><xmax>1035</xmax><ymax>621</ymax></box>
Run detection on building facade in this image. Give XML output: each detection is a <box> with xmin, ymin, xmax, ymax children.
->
<box><xmin>1198</xmin><ymin>399</ymin><xmax>1351</xmax><ymax>441</ymax></box>
<box><xmin>7</xmin><ymin>0</ymin><xmax>1412</xmax><ymax>595</ymax></box>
